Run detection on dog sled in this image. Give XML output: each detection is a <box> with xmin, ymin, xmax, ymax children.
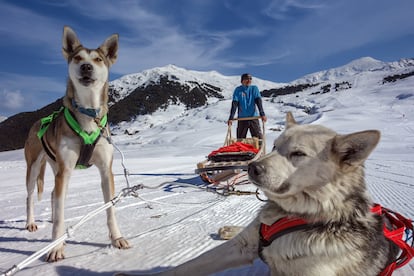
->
<box><xmin>195</xmin><ymin>116</ymin><xmax>266</xmax><ymax>185</ymax></box>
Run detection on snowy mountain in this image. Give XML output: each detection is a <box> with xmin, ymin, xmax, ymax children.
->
<box><xmin>294</xmin><ymin>56</ymin><xmax>414</xmax><ymax>83</ymax></box>
<box><xmin>107</xmin><ymin>65</ymin><xmax>284</xmax><ymax>124</ymax></box>
<box><xmin>109</xmin><ymin>64</ymin><xmax>283</xmax><ymax>103</ymax></box>
<box><xmin>0</xmin><ymin>57</ymin><xmax>414</xmax><ymax>275</ymax></box>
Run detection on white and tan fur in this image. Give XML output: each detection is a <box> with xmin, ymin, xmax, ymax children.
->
<box><xmin>25</xmin><ymin>26</ymin><xmax>129</xmax><ymax>262</ymax></box>
<box><xmin>118</xmin><ymin>112</ymin><xmax>398</xmax><ymax>276</ymax></box>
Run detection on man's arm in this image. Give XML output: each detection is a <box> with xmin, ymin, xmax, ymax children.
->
<box><xmin>228</xmin><ymin>100</ymin><xmax>238</xmax><ymax>125</ymax></box>
<box><xmin>254</xmin><ymin>97</ymin><xmax>267</xmax><ymax>123</ymax></box>
<box><xmin>254</xmin><ymin>97</ymin><xmax>265</xmax><ymax>116</ymax></box>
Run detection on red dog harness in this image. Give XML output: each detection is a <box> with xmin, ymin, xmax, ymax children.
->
<box><xmin>259</xmin><ymin>204</ymin><xmax>414</xmax><ymax>276</ymax></box>
<box><xmin>372</xmin><ymin>204</ymin><xmax>414</xmax><ymax>276</ymax></box>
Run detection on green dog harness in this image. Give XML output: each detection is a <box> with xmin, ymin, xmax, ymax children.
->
<box><xmin>37</xmin><ymin>107</ymin><xmax>108</xmax><ymax>169</ymax></box>
<box><xmin>37</xmin><ymin>107</ymin><xmax>64</xmax><ymax>140</ymax></box>
<box><xmin>63</xmin><ymin>107</ymin><xmax>107</xmax><ymax>145</ymax></box>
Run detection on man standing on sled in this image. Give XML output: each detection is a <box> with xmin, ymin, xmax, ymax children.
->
<box><xmin>227</xmin><ymin>73</ymin><xmax>267</xmax><ymax>139</ymax></box>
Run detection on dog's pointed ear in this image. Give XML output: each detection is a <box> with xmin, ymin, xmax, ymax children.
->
<box><xmin>99</xmin><ymin>34</ymin><xmax>119</xmax><ymax>66</ymax></box>
<box><xmin>285</xmin><ymin>112</ymin><xmax>297</xmax><ymax>129</ymax></box>
<box><xmin>62</xmin><ymin>26</ymin><xmax>82</xmax><ymax>61</ymax></box>
<box><xmin>333</xmin><ymin>130</ymin><xmax>380</xmax><ymax>170</ymax></box>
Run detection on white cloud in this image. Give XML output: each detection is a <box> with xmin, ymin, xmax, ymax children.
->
<box><xmin>0</xmin><ymin>72</ymin><xmax>65</xmax><ymax>115</ymax></box>
<box><xmin>0</xmin><ymin>2</ymin><xmax>61</xmax><ymax>46</ymax></box>
<box><xmin>0</xmin><ymin>89</ymin><xmax>25</xmax><ymax>110</ymax></box>
<box><xmin>263</xmin><ymin>0</ymin><xmax>326</xmax><ymax>20</ymax></box>
<box><xmin>56</xmin><ymin>1</ymin><xmax>240</xmax><ymax>75</ymax></box>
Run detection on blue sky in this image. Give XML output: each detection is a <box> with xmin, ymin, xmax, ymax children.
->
<box><xmin>1</xmin><ymin>0</ymin><xmax>413</xmax><ymax>117</ymax></box>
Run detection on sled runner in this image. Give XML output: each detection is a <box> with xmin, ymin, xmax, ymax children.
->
<box><xmin>195</xmin><ymin>116</ymin><xmax>266</xmax><ymax>184</ymax></box>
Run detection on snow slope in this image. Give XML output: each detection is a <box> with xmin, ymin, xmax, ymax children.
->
<box><xmin>0</xmin><ymin>58</ymin><xmax>414</xmax><ymax>275</ymax></box>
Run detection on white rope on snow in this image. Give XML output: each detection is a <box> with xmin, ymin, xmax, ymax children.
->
<box><xmin>0</xmin><ymin>184</ymin><xmax>146</xmax><ymax>276</ymax></box>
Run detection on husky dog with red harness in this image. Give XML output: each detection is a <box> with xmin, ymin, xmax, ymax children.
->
<box><xmin>118</xmin><ymin>112</ymin><xmax>413</xmax><ymax>276</ymax></box>
<box><xmin>24</xmin><ymin>26</ymin><xmax>129</xmax><ymax>262</ymax></box>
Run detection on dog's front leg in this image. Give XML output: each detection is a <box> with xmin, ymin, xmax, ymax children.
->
<box><xmin>135</xmin><ymin>222</ymin><xmax>259</xmax><ymax>275</ymax></box>
<box><xmin>118</xmin><ymin>220</ymin><xmax>260</xmax><ymax>276</ymax></box>
<box><xmin>25</xmin><ymin>155</ymin><xmax>46</xmax><ymax>232</ymax></box>
<box><xmin>171</xmin><ymin>221</ymin><xmax>259</xmax><ymax>275</ymax></box>
<box><xmin>46</xmin><ymin>165</ymin><xmax>72</xmax><ymax>262</ymax></box>
<box><xmin>96</xmin><ymin>146</ymin><xmax>129</xmax><ymax>249</ymax></box>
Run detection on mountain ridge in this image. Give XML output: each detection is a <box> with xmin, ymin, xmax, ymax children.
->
<box><xmin>0</xmin><ymin>56</ymin><xmax>413</xmax><ymax>151</ymax></box>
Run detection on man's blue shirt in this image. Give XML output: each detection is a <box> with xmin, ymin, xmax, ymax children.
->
<box><xmin>232</xmin><ymin>85</ymin><xmax>261</xmax><ymax>118</ymax></box>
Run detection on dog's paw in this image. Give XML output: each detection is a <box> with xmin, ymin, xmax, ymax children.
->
<box><xmin>218</xmin><ymin>226</ymin><xmax>244</xmax><ymax>240</ymax></box>
<box><xmin>26</xmin><ymin>223</ymin><xmax>38</xmax><ymax>232</ymax></box>
<box><xmin>45</xmin><ymin>244</ymin><xmax>65</xmax><ymax>262</ymax></box>
<box><xmin>112</xmin><ymin>237</ymin><xmax>130</xmax><ymax>249</ymax></box>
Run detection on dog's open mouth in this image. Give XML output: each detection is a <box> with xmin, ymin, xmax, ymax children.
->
<box><xmin>79</xmin><ymin>76</ymin><xmax>95</xmax><ymax>86</ymax></box>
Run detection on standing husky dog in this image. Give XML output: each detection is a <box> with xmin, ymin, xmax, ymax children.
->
<box><xmin>118</xmin><ymin>112</ymin><xmax>403</xmax><ymax>276</ymax></box>
<box><xmin>25</xmin><ymin>26</ymin><xmax>129</xmax><ymax>262</ymax></box>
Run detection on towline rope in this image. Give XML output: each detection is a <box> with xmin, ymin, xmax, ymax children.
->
<box><xmin>0</xmin><ymin>183</ymin><xmax>144</xmax><ymax>276</ymax></box>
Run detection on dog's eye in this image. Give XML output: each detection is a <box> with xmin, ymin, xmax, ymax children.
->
<box><xmin>95</xmin><ymin>57</ymin><xmax>103</xmax><ymax>62</ymax></box>
<box><xmin>73</xmin><ymin>55</ymin><xmax>82</xmax><ymax>62</ymax></box>
<box><xmin>290</xmin><ymin>151</ymin><xmax>306</xmax><ymax>158</ymax></box>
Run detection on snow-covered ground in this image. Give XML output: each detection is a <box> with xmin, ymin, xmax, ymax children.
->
<box><xmin>1</xmin><ymin>59</ymin><xmax>414</xmax><ymax>275</ymax></box>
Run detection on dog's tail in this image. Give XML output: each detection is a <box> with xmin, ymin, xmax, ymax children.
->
<box><xmin>37</xmin><ymin>159</ymin><xmax>46</xmax><ymax>201</ymax></box>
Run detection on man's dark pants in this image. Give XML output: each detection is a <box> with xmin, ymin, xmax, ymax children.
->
<box><xmin>237</xmin><ymin>119</ymin><xmax>262</xmax><ymax>139</ymax></box>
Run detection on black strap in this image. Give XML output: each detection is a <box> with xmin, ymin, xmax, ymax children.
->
<box><xmin>75</xmin><ymin>136</ymin><xmax>101</xmax><ymax>168</ymax></box>
<box><xmin>41</xmin><ymin>135</ymin><xmax>56</xmax><ymax>162</ymax></box>
<box><xmin>258</xmin><ymin>222</ymin><xmax>323</xmax><ymax>263</ymax></box>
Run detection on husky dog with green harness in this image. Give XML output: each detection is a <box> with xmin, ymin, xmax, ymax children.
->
<box><xmin>24</xmin><ymin>26</ymin><xmax>129</xmax><ymax>262</ymax></box>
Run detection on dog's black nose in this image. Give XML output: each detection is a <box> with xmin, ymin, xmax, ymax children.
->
<box><xmin>248</xmin><ymin>162</ymin><xmax>266</xmax><ymax>178</ymax></box>
<box><xmin>80</xmin><ymin>63</ymin><xmax>93</xmax><ymax>73</ymax></box>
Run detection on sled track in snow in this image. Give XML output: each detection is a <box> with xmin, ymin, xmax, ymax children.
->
<box><xmin>115</xmin><ymin>187</ymin><xmax>265</xmax><ymax>270</ymax></box>
<box><xmin>366</xmin><ymin>160</ymin><xmax>414</xmax><ymax>218</ymax></box>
